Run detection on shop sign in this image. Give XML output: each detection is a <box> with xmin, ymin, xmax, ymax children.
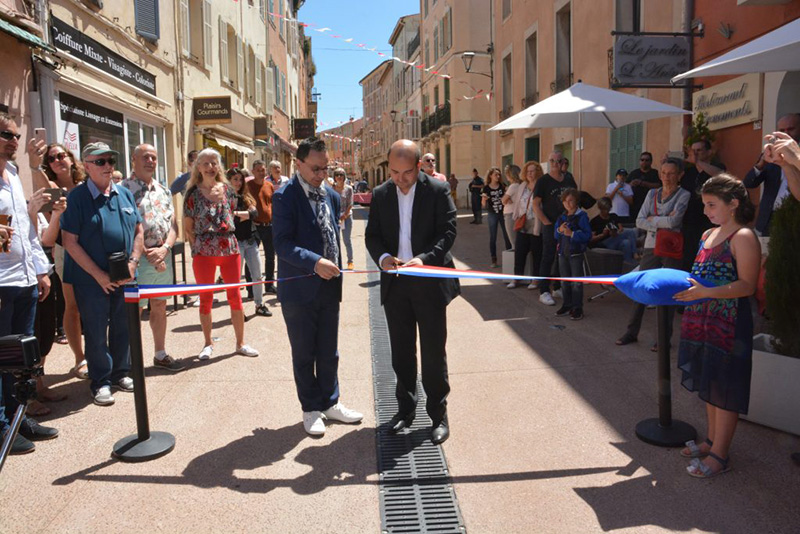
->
<box><xmin>613</xmin><ymin>35</ymin><xmax>690</xmax><ymax>85</ymax></box>
<box><xmin>59</xmin><ymin>92</ymin><xmax>124</xmax><ymax>136</ymax></box>
<box><xmin>254</xmin><ymin>117</ymin><xmax>270</xmax><ymax>140</ymax></box>
<box><xmin>692</xmin><ymin>73</ymin><xmax>762</xmax><ymax>131</ymax></box>
<box><xmin>292</xmin><ymin>118</ymin><xmax>315</xmax><ymax>140</ymax></box>
<box><xmin>50</xmin><ymin>16</ymin><xmax>157</xmax><ymax>96</ymax></box>
<box><xmin>192</xmin><ymin>96</ymin><xmax>232</xmax><ymax>125</ymax></box>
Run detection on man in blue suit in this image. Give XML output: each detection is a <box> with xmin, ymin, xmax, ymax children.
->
<box><xmin>272</xmin><ymin>137</ymin><xmax>363</xmax><ymax>436</ymax></box>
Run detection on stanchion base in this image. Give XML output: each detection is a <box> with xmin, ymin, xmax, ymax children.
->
<box><xmin>635</xmin><ymin>418</ymin><xmax>696</xmax><ymax>448</ymax></box>
<box><xmin>112</xmin><ymin>431</ymin><xmax>175</xmax><ymax>462</ymax></box>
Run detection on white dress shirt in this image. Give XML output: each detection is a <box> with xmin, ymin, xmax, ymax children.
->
<box><xmin>0</xmin><ymin>162</ymin><xmax>51</xmax><ymax>287</ymax></box>
<box><xmin>380</xmin><ymin>182</ymin><xmax>416</xmax><ymax>267</ymax></box>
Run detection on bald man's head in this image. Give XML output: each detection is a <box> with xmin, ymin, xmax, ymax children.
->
<box><xmin>388</xmin><ymin>140</ymin><xmax>421</xmax><ymax>193</ymax></box>
<box><xmin>388</xmin><ymin>139</ymin><xmax>421</xmax><ymax>164</ymax></box>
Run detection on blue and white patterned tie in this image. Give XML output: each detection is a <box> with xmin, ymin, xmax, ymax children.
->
<box><xmin>308</xmin><ymin>187</ymin><xmax>339</xmax><ymax>263</ymax></box>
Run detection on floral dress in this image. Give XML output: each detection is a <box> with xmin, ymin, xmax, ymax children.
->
<box><xmin>183</xmin><ymin>184</ymin><xmax>239</xmax><ymax>257</ymax></box>
<box><xmin>678</xmin><ymin>231</ymin><xmax>753</xmax><ymax>414</ymax></box>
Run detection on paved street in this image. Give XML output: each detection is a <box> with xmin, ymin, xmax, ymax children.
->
<box><xmin>1</xmin><ymin>207</ymin><xmax>798</xmax><ymax>534</ymax></box>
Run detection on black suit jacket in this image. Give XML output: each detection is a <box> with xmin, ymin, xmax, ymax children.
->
<box><xmin>365</xmin><ymin>172</ymin><xmax>460</xmax><ymax>306</ymax></box>
<box><xmin>744</xmin><ymin>163</ymin><xmax>783</xmax><ymax>236</ymax></box>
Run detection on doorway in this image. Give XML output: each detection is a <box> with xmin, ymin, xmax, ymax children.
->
<box><xmin>525</xmin><ymin>136</ymin><xmax>540</xmax><ymax>163</ymax></box>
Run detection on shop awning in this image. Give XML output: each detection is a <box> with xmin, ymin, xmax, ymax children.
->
<box><xmin>0</xmin><ymin>18</ymin><xmax>55</xmax><ymax>52</ymax></box>
<box><xmin>211</xmin><ymin>134</ymin><xmax>255</xmax><ymax>155</ymax></box>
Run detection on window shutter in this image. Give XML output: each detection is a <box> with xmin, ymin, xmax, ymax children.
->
<box><xmin>203</xmin><ymin>0</ymin><xmax>213</xmax><ymax>69</ymax></box>
<box><xmin>219</xmin><ymin>18</ymin><xmax>228</xmax><ymax>83</ymax></box>
<box><xmin>281</xmin><ymin>72</ymin><xmax>287</xmax><ymax>113</ymax></box>
<box><xmin>135</xmin><ymin>0</ymin><xmax>160</xmax><ymax>42</ymax></box>
<box><xmin>236</xmin><ymin>36</ymin><xmax>244</xmax><ymax>92</ymax></box>
<box><xmin>265</xmin><ymin>65</ymin><xmax>275</xmax><ymax>111</ymax></box>
<box><xmin>439</xmin><ymin>18</ymin><xmax>445</xmax><ymax>56</ymax></box>
<box><xmin>179</xmin><ymin>0</ymin><xmax>190</xmax><ymax>56</ymax></box>
<box><xmin>445</xmin><ymin>8</ymin><xmax>452</xmax><ymax>51</ymax></box>
<box><xmin>256</xmin><ymin>62</ymin><xmax>263</xmax><ymax>108</ymax></box>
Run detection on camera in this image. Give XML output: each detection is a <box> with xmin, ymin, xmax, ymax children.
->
<box><xmin>108</xmin><ymin>251</ymin><xmax>130</xmax><ymax>282</ymax></box>
<box><xmin>0</xmin><ymin>335</ymin><xmax>41</xmax><ymax>372</ymax></box>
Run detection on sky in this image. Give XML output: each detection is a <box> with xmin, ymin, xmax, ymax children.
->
<box><xmin>299</xmin><ymin>0</ymin><xmax>420</xmax><ymax>129</ymax></box>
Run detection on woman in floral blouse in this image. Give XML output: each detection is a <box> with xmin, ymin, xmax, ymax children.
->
<box><xmin>183</xmin><ymin>149</ymin><xmax>258</xmax><ymax>360</ymax></box>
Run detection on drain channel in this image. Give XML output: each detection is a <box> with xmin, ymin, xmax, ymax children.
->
<box><xmin>368</xmin><ymin>263</ymin><xmax>466</xmax><ymax>534</ymax></box>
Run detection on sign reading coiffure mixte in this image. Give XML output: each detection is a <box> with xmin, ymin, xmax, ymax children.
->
<box><xmin>50</xmin><ymin>16</ymin><xmax>157</xmax><ymax>96</ymax></box>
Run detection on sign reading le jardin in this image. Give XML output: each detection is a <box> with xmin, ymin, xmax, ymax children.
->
<box><xmin>50</xmin><ymin>16</ymin><xmax>157</xmax><ymax>96</ymax></box>
<box><xmin>692</xmin><ymin>73</ymin><xmax>762</xmax><ymax>131</ymax></box>
<box><xmin>192</xmin><ymin>96</ymin><xmax>232</xmax><ymax>124</ymax></box>
<box><xmin>613</xmin><ymin>35</ymin><xmax>690</xmax><ymax>85</ymax></box>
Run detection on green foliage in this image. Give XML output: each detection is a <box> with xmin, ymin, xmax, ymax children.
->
<box><xmin>685</xmin><ymin>112</ymin><xmax>715</xmax><ymax>148</ymax></box>
<box><xmin>765</xmin><ymin>195</ymin><xmax>800</xmax><ymax>357</ymax></box>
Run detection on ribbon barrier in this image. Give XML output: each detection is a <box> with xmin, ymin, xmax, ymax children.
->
<box><xmin>118</xmin><ymin>265</ymin><xmax>700</xmax><ymax>461</ymax></box>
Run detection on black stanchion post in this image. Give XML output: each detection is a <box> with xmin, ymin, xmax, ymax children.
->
<box><xmin>112</xmin><ymin>283</ymin><xmax>175</xmax><ymax>462</ymax></box>
<box><xmin>635</xmin><ymin>305</ymin><xmax>697</xmax><ymax>447</ymax></box>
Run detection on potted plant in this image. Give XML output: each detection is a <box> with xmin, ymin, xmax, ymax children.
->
<box><xmin>742</xmin><ymin>196</ymin><xmax>800</xmax><ymax>435</ymax></box>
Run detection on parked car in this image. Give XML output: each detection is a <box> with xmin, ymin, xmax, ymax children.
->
<box><xmin>353</xmin><ymin>191</ymin><xmax>372</xmax><ymax>206</ymax></box>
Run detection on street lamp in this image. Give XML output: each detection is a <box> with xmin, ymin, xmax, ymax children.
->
<box><xmin>461</xmin><ymin>46</ymin><xmax>494</xmax><ymax>93</ymax></box>
<box><xmin>461</xmin><ymin>52</ymin><xmax>476</xmax><ymax>73</ymax></box>
<box><xmin>390</xmin><ymin>110</ymin><xmax>397</xmax><ymax>122</ymax></box>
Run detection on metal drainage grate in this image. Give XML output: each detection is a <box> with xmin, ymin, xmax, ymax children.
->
<box><xmin>368</xmin><ymin>262</ymin><xmax>466</xmax><ymax>534</ymax></box>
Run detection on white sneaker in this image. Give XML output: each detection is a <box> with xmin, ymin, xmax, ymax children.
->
<box><xmin>539</xmin><ymin>292</ymin><xmax>556</xmax><ymax>306</ymax></box>
<box><xmin>527</xmin><ymin>281</ymin><xmax>538</xmax><ymax>290</ymax></box>
<box><xmin>303</xmin><ymin>411</ymin><xmax>326</xmax><ymax>436</ymax></box>
<box><xmin>506</xmin><ymin>281</ymin><xmax>518</xmax><ymax>289</ymax></box>
<box><xmin>553</xmin><ymin>289</ymin><xmax>563</xmax><ymax>299</ymax></box>
<box><xmin>198</xmin><ymin>345</ymin><xmax>213</xmax><ymax>360</ymax></box>
<box><xmin>322</xmin><ymin>403</ymin><xmax>363</xmax><ymax>424</ymax></box>
<box><xmin>93</xmin><ymin>386</ymin><xmax>115</xmax><ymax>406</ymax></box>
<box><xmin>114</xmin><ymin>377</ymin><xmax>134</xmax><ymax>392</ymax></box>
<box><xmin>236</xmin><ymin>344</ymin><xmax>259</xmax><ymax>357</ymax></box>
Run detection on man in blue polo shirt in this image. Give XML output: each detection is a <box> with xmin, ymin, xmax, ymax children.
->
<box><xmin>61</xmin><ymin>142</ymin><xmax>144</xmax><ymax>406</ymax></box>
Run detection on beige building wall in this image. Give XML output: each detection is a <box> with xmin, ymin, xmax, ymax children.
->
<box><xmin>420</xmin><ymin>0</ymin><xmax>493</xmax><ymax>207</ymax></box>
<box><xmin>492</xmin><ymin>0</ymin><xmax>686</xmax><ymax>199</ymax></box>
<box><xmin>359</xmin><ymin>60</ymin><xmax>392</xmax><ymax>188</ymax></box>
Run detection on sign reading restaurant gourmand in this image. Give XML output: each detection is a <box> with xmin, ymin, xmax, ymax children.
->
<box><xmin>692</xmin><ymin>73</ymin><xmax>762</xmax><ymax>131</ymax></box>
<box><xmin>192</xmin><ymin>96</ymin><xmax>232</xmax><ymax>124</ymax></box>
<box><xmin>50</xmin><ymin>16</ymin><xmax>157</xmax><ymax>96</ymax></box>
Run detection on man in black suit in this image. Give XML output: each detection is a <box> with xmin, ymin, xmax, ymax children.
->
<box><xmin>272</xmin><ymin>137</ymin><xmax>363</xmax><ymax>436</ymax></box>
<box><xmin>365</xmin><ymin>139</ymin><xmax>460</xmax><ymax>445</ymax></box>
<box><xmin>744</xmin><ymin>113</ymin><xmax>800</xmax><ymax>236</ymax></box>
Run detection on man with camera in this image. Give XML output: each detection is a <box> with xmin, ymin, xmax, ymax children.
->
<box><xmin>121</xmin><ymin>144</ymin><xmax>183</xmax><ymax>372</ymax></box>
<box><xmin>0</xmin><ymin>112</ymin><xmax>58</xmax><ymax>454</ymax></box>
<box><xmin>61</xmin><ymin>142</ymin><xmax>144</xmax><ymax>406</ymax></box>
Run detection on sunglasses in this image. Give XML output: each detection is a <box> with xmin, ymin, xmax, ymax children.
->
<box><xmin>86</xmin><ymin>157</ymin><xmax>117</xmax><ymax>167</ymax></box>
<box><xmin>640</xmin><ymin>157</ymin><xmax>652</xmax><ymax>161</ymax></box>
<box><xmin>0</xmin><ymin>130</ymin><xmax>21</xmax><ymax>141</ymax></box>
<box><xmin>48</xmin><ymin>152</ymin><xmax>70</xmax><ymax>163</ymax></box>
<box><xmin>424</xmin><ymin>159</ymin><xmax>435</xmax><ymax>163</ymax></box>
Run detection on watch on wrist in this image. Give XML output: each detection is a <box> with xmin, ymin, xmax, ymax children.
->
<box><xmin>164</xmin><ymin>243</ymin><xmax>172</xmax><ymax>251</ymax></box>
<box><xmin>129</xmin><ymin>256</ymin><xmax>140</xmax><ymax>265</ymax></box>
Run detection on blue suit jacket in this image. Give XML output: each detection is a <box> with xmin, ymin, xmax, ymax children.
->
<box><xmin>272</xmin><ymin>174</ymin><xmax>342</xmax><ymax>305</ymax></box>
<box><xmin>744</xmin><ymin>163</ymin><xmax>782</xmax><ymax>236</ymax></box>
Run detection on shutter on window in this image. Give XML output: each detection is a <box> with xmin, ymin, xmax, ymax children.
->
<box><xmin>179</xmin><ymin>0</ymin><xmax>190</xmax><ymax>56</ymax></box>
<box><xmin>219</xmin><ymin>18</ymin><xmax>228</xmax><ymax>83</ymax></box>
<box><xmin>256</xmin><ymin>63</ymin><xmax>262</xmax><ymax>108</ymax></box>
<box><xmin>135</xmin><ymin>0</ymin><xmax>160</xmax><ymax>42</ymax></box>
<box><xmin>237</xmin><ymin>37</ymin><xmax>244</xmax><ymax>93</ymax></box>
<box><xmin>265</xmin><ymin>65</ymin><xmax>275</xmax><ymax>112</ymax></box>
<box><xmin>203</xmin><ymin>0</ymin><xmax>213</xmax><ymax>70</ymax></box>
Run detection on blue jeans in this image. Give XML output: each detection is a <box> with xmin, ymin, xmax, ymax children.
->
<box><xmin>281</xmin><ymin>280</ymin><xmax>340</xmax><ymax>412</ymax></box>
<box><xmin>558</xmin><ymin>254</ymin><xmax>585</xmax><ymax>309</ymax></box>
<box><xmin>340</xmin><ymin>216</ymin><xmax>353</xmax><ymax>264</ymax></box>
<box><xmin>598</xmin><ymin>228</ymin><xmax>637</xmax><ymax>262</ymax></box>
<box><xmin>239</xmin><ymin>237</ymin><xmax>264</xmax><ymax>306</ymax></box>
<box><xmin>0</xmin><ymin>284</ymin><xmax>38</xmax><ymax>432</ymax></box>
<box><xmin>73</xmin><ymin>284</ymin><xmax>130</xmax><ymax>393</ymax></box>
<box><xmin>487</xmin><ymin>211</ymin><xmax>511</xmax><ymax>259</ymax></box>
<box><xmin>255</xmin><ymin>224</ymin><xmax>275</xmax><ymax>289</ymax></box>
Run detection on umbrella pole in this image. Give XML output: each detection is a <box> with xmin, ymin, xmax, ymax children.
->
<box><xmin>578</xmin><ymin>113</ymin><xmax>583</xmax><ymax>190</ymax></box>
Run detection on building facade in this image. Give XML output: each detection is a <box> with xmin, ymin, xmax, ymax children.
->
<box><xmin>388</xmin><ymin>14</ymin><xmax>421</xmax><ymax>143</ymax></box>
<box><xmin>319</xmin><ymin>117</ymin><xmax>363</xmax><ymax>180</ymax></box>
<box><xmin>359</xmin><ymin>59</ymin><xmax>392</xmax><ymax>187</ymax></box>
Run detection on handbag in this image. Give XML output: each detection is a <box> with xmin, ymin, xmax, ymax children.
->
<box><xmin>514</xmin><ymin>189</ymin><xmax>532</xmax><ymax>232</ymax></box>
<box><xmin>652</xmin><ymin>192</ymin><xmax>684</xmax><ymax>259</ymax></box>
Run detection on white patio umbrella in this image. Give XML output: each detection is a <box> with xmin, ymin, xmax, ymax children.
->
<box><xmin>489</xmin><ymin>81</ymin><xmax>690</xmax><ymax>187</ymax></box>
<box><xmin>671</xmin><ymin>18</ymin><xmax>800</xmax><ymax>82</ymax></box>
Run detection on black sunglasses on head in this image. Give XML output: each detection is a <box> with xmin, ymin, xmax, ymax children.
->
<box><xmin>86</xmin><ymin>157</ymin><xmax>117</xmax><ymax>167</ymax></box>
<box><xmin>0</xmin><ymin>130</ymin><xmax>21</xmax><ymax>141</ymax></box>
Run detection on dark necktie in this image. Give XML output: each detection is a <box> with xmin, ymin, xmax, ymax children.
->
<box><xmin>308</xmin><ymin>187</ymin><xmax>339</xmax><ymax>263</ymax></box>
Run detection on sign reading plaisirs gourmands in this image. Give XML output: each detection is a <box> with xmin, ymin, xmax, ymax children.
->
<box><xmin>50</xmin><ymin>16</ymin><xmax>157</xmax><ymax>96</ymax></box>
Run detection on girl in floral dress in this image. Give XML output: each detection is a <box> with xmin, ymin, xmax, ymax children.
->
<box><xmin>674</xmin><ymin>174</ymin><xmax>760</xmax><ymax>478</ymax></box>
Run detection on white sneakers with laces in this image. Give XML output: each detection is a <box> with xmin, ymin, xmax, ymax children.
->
<box><xmin>198</xmin><ymin>345</ymin><xmax>213</xmax><ymax>360</ymax></box>
<box><xmin>539</xmin><ymin>292</ymin><xmax>556</xmax><ymax>306</ymax></box>
<box><xmin>303</xmin><ymin>411</ymin><xmax>326</xmax><ymax>436</ymax></box>
<box><xmin>93</xmin><ymin>386</ymin><xmax>115</xmax><ymax>406</ymax></box>
<box><xmin>322</xmin><ymin>403</ymin><xmax>364</xmax><ymax>424</ymax></box>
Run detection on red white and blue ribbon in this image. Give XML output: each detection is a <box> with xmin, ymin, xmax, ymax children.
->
<box><xmin>124</xmin><ymin>266</ymin><xmax>617</xmax><ymax>303</ymax></box>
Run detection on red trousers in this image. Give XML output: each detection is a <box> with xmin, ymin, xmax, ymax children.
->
<box><xmin>192</xmin><ymin>254</ymin><xmax>243</xmax><ymax>314</ymax></box>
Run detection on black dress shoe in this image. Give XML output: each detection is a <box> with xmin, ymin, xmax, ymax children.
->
<box><xmin>388</xmin><ymin>413</ymin><xmax>414</xmax><ymax>433</ymax></box>
<box><xmin>265</xmin><ymin>285</ymin><xmax>277</xmax><ymax>294</ymax></box>
<box><xmin>9</xmin><ymin>433</ymin><xmax>35</xmax><ymax>454</ymax></box>
<box><xmin>19</xmin><ymin>418</ymin><xmax>59</xmax><ymax>441</ymax></box>
<box><xmin>431</xmin><ymin>421</ymin><xmax>449</xmax><ymax>445</ymax></box>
